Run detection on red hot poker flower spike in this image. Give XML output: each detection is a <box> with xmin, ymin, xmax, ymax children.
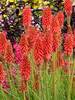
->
<box><xmin>64</xmin><ymin>33</ymin><xmax>73</xmax><ymax>56</ymax></box>
<box><xmin>23</xmin><ymin>6</ymin><xmax>32</xmax><ymax>28</ymax></box>
<box><xmin>20</xmin><ymin>56</ymin><xmax>31</xmax><ymax>81</ymax></box>
<box><xmin>0</xmin><ymin>32</ymin><xmax>7</xmax><ymax>55</ymax></box>
<box><xmin>52</xmin><ymin>15</ymin><xmax>61</xmax><ymax>34</ymax></box>
<box><xmin>52</xmin><ymin>16</ymin><xmax>61</xmax><ymax>51</ymax></box>
<box><xmin>0</xmin><ymin>62</ymin><xmax>6</xmax><ymax>85</ymax></box>
<box><xmin>43</xmin><ymin>30</ymin><xmax>53</xmax><ymax>61</ymax></box>
<box><xmin>64</xmin><ymin>0</ymin><xmax>72</xmax><ymax>16</ymax></box>
<box><xmin>19</xmin><ymin>33</ymin><xmax>29</xmax><ymax>56</ymax></box>
<box><xmin>34</xmin><ymin>35</ymin><xmax>44</xmax><ymax>66</ymax></box>
<box><xmin>4</xmin><ymin>40</ymin><xmax>14</xmax><ymax>64</ymax></box>
<box><xmin>26</xmin><ymin>26</ymin><xmax>39</xmax><ymax>51</ymax></box>
<box><xmin>57</xmin><ymin>11</ymin><xmax>64</xmax><ymax>28</ymax></box>
<box><xmin>42</xmin><ymin>7</ymin><xmax>52</xmax><ymax>30</ymax></box>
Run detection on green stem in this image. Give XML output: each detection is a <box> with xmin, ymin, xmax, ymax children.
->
<box><xmin>68</xmin><ymin>58</ymin><xmax>75</xmax><ymax>100</ymax></box>
<box><xmin>67</xmin><ymin>57</ymin><xmax>71</xmax><ymax>100</ymax></box>
<box><xmin>52</xmin><ymin>52</ymin><xmax>57</xmax><ymax>100</ymax></box>
<box><xmin>44</xmin><ymin>61</ymin><xmax>48</xmax><ymax>100</ymax></box>
<box><xmin>27</xmin><ymin>82</ymin><xmax>30</xmax><ymax>100</ymax></box>
<box><xmin>54</xmin><ymin>71</ymin><xmax>57</xmax><ymax>100</ymax></box>
<box><xmin>30</xmin><ymin>52</ymin><xmax>35</xmax><ymax>85</ymax></box>
<box><xmin>24</xmin><ymin>91</ymin><xmax>26</xmax><ymax>100</ymax></box>
<box><xmin>45</xmin><ymin>61</ymin><xmax>50</xmax><ymax>100</ymax></box>
<box><xmin>38</xmin><ymin>66</ymin><xmax>42</xmax><ymax>100</ymax></box>
<box><xmin>40</xmin><ymin>64</ymin><xmax>44</xmax><ymax>100</ymax></box>
<box><xmin>0</xmin><ymin>85</ymin><xmax>6</xmax><ymax>100</ymax></box>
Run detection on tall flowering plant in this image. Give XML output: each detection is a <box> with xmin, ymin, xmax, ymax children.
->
<box><xmin>64</xmin><ymin>33</ymin><xmax>73</xmax><ymax>56</ymax></box>
<box><xmin>64</xmin><ymin>0</ymin><xmax>72</xmax><ymax>17</ymax></box>
<box><xmin>23</xmin><ymin>6</ymin><xmax>32</xmax><ymax>28</ymax></box>
<box><xmin>42</xmin><ymin>7</ymin><xmax>52</xmax><ymax>30</ymax></box>
<box><xmin>0</xmin><ymin>1</ymin><xmax>75</xmax><ymax>99</ymax></box>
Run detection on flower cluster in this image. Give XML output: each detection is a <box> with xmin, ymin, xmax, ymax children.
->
<box><xmin>0</xmin><ymin>1</ymin><xmax>74</xmax><ymax>95</ymax></box>
<box><xmin>64</xmin><ymin>0</ymin><xmax>72</xmax><ymax>16</ymax></box>
<box><xmin>0</xmin><ymin>63</ymin><xmax>6</xmax><ymax>85</ymax></box>
<box><xmin>42</xmin><ymin>7</ymin><xmax>52</xmax><ymax>30</ymax></box>
<box><xmin>23</xmin><ymin>6</ymin><xmax>32</xmax><ymax>28</ymax></box>
<box><xmin>64</xmin><ymin>33</ymin><xmax>73</xmax><ymax>56</ymax></box>
<box><xmin>20</xmin><ymin>56</ymin><xmax>31</xmax><ymax>81</ymax></box>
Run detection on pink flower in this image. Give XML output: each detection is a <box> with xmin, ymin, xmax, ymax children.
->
<box><xmin>14</xmin><ymin>43</ymin><xmax>22</xmax><ymax>64</ymax></box>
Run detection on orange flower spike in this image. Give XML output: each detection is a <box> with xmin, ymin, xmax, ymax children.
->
<box><xmin>20</xmin><ymin>56</ymin><xmax>31</xmax><ymax>81</ymax></box>
<box><xmin>64</xmin><ymin>33</ymin><xmax>73</xmax><ymax>56</ymax></box>
<box><xmin>23</xmin><ymin>6</ymin><xmax>32</xmax><ymax>28</ymax></box>
<box><xmin>19</xmin><ymin>34</ymin><xmax>29</xmax><ymax>56</ymax></box>
<box><xmin>0</xmin><ymin>62</ymin><xmax>6</xmax><ymax>85</ymax></box>
<box><xmin>52</xmin><ymin>15</ymin><xmax>61</xmax><ymax>33</ymax></box>
<box><xmin>26</xmin><ymin>26</ymin><xmax>39</xmax><ymax>51</ymax></box>
<box><xmin>57</xmin><ymin>11</ymin><xmax>64</xmax><ymax>28</ymax></box>
<box><xmin>4</xmin><ymin>40</ymin><xmax>14</xmax><ymax>64</ymax></box>
<box><xmin>42</xmin><ymin>7</ymin><xmax>52</xmax><ymax>30</ymax></box>
<box><xmin>0</xmin><ymin>32</ymin><xmax>7</xmax><ymax>55</ymax></box>
<box><xmin>64</xmin><ymin>0</ymin><xmax>72</xmax><ymax>16</ymax></box>
<box><xmin>34</xmin><ymin>35</ymin><xmax>44</xmax><ymax>66</ymax></box>
<box><xmin>43</xmin><ymin>30</ymin><xmax>53</xmax><ymax>61</ymax></box>
<box><xmin>52</xmin><ymin>16</ymin><xmax>61</xmax><ymax>51</ymax></box>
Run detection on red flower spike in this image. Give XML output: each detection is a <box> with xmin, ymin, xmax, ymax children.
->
<box><xmin>43</xmin><ymin>30</ymin><xmax>53</xmax><ymax>61</ymax></box>
<box><xmin>52</xmin><ymin>15</ymin><xmax>61</xmax><ymax>33</ymax></box>
<box><xmin>26</xmin><ymin>26</ymin><xmax>39</xmax><ymax>51</ymax></box>
<box><xmin>0</xmin><ymin>63</ymin><xmax>6</xmax><ymax>85</ymax></box>
<box><xmin>64</xmin><ymin>0</ymin><xmax>72</xmax><ymax>16</ymax></box>
<box><xmin>4</xmin><ymin>40</ymin><xmax>14</xmax><ymax>64</ymax></box>
<box><xmin>34</xmin><ymin>35</ymin><xmax>44</xmax><ymax>66</ymax></box>
<box><xmin>42</xmin><ymin>7</ymin><xmax>52</xmax><ymax>30</ymax></box>
<box><xmin>57</xmin><ymin>11</ymin><xmax>64</xmax><ymax>28</ymax></box>
<box><xmin>64</xmin><ymin>33</ymin><xmax>73</xmax><ymax>56</ymax></box>
<box><xmin>20</xmin><ymin>56</ymin><xmax>31</xmax><ymax>81</ymax></box>
<box><xmin>52</xmin><ymin>16</ymin><xmax>61</xmax><ymax>51</ymax></box>
<box><xmin>23</xmin><ymin>6</ymin><xmax>32</xmax><ymax>27</ymax></box>
<box><xmin>19</xmin><ymin>34</ymin><xmax>29</xmax><ymax>56</ymax></box>
<box><xmin>53</xmin><ymin>32</ymin><xmax>61</xmax><ymax>51</ymax></box>
<box><xmin>0</xmin><ymin>32</ymin><xmax>7</xmax><ymax>55</ymax></box>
